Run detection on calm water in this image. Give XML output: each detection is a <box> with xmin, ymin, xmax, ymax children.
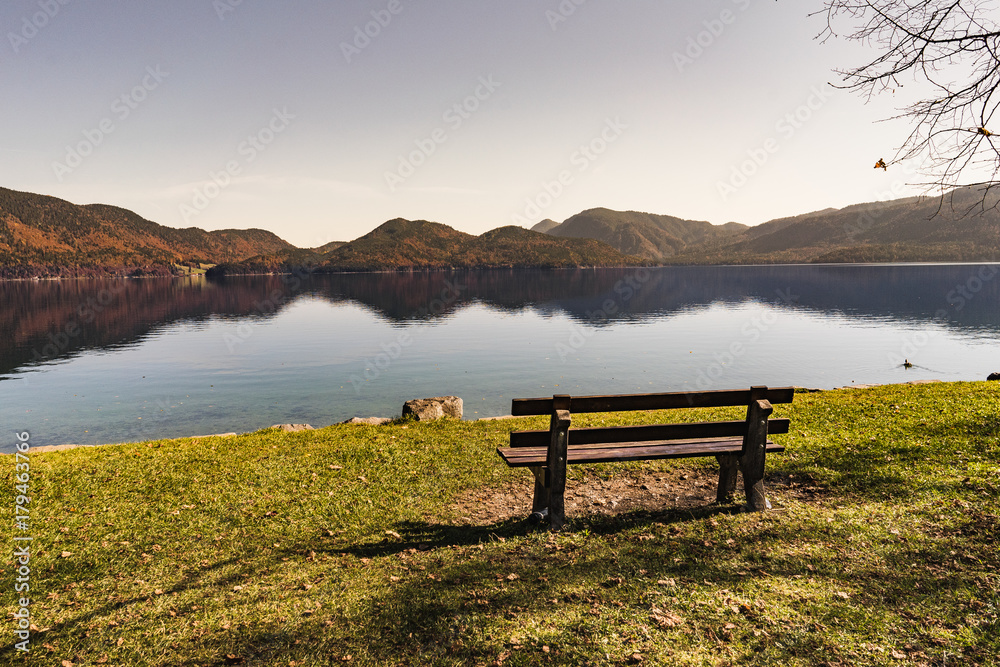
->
<box><xmin>2</xmin><ymin>264</ymin><xmax>999</xmax><ymax>451</ymax></box>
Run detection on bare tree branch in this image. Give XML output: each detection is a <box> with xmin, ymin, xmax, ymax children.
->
<box><xmin>817</xmin><ymin>0</ymin><xmax>1000</xmax><ymax>212</ymax></box>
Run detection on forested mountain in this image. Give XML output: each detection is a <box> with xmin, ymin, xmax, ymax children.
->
<box><xmin>678</xmin><ymin>187</ymin><xmax>1000</xmax><ymax>264</ymax></box>
<box><xmin>209</xmin><ymin>219</ymin><xmax>648</xmax><ymax>275</ymax></box>
<box><xmin>537</xmin><ymin>188</ymin><xmax>1000</xmax><ymax>264</ymax></box>
<box><xmin>5</xmin><ymin>184</ymin><xmax>1000</xmax><ymax>278</ymax></box>
<box><xmin>313</xmin><ymin>240</ymin><xmax>347</xmax><ymax>253</ymax></box>
<box><xmin>0</xmin><ymin>187</ymin><xmax>293</xmax><ymax>277</ymax></box>
<box><xmin>529</xmin><ymin>218</ymin><xmax>560</xmax><ymax>234</ymax></box>
<box><xmin>545</xmin><ymin>208</ymin><xmax>747</xmax><ymax>261</ymax></box>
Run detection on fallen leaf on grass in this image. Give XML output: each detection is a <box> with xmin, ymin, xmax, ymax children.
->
<box><xmin>651</xmin><ymin>608</ymin><xmax>683</xmax><ymax>627</ymax></box>
<box><xmin>60</xmin><ymin>551</ymin><xmax>73</xmax><ymax>558</ymax></box>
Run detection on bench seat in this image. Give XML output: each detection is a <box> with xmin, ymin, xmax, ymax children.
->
<box><xmin>498</xmin><ymin>437</ymin><xmax>785</xmax><ymax>467</ymax></box>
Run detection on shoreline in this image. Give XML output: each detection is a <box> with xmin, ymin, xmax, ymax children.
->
<box><xmin>5</xmin><ymin>259</ymin><xmax>1000</xmax><ymax>282</ymax></box>
<box><xmin>19</xmin><ymin>379</ymin><xmax>963</xmax><ymax>454</ymax></box>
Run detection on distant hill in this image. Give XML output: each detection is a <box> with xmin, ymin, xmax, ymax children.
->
<box><xmin>0</xmin><ymin>187</ymin><xmax>294</xmax><ymax>277</ymax></box>
<box><xmin>210</xmin><ymin>219</ymin><xmax>649</xmax><ymax>274</ymax></box>
<box><xmin>665</xmin><ymin>187</ymin><xmax>1000</xmax><ymax>264</ymax></box>
<box><xmin>536</xmin><ymin>189</ymin><xmax>1000</xmax><ymax>264</ymax></box>
<box><xmin>453</xmin><ymin>225</ymin><xmax>648</xmax><ymax>269</ymax></box>
<box><xmin>545</xmin><ymin>208</ymin><xmax>748</xmax><ymax>261</ymax></box>
<box><xmin>321</xmin><ymin>220</ymin><xmax>648</xmax><ymax>271</ymax></box>
<box><xmin>7</xmin><ymin>184</ymin><xmax>1000</xmax><ymax>278</ymax></box>
<box><xmin>206</xmin><ymin>248</ymin><xmax>327</xmax><ymax>276</ymax></box>
<box><xmin>529</xmin><ymin>218</ymin><xmax>560</xmax><ymax>234</ymax></box>
<box><xmin>320</xmin><ymin>218</ymin><xmax>474</xmax><ymax>271</ymax></box>
<box><xmin>314</xmin><ymin>240</ymin><xmax>347</xmax><ymax>253</ymax></box>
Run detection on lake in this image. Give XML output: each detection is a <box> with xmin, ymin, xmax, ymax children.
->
<box><xmin>2</xmin><ymin>264</ymin><xmax>999</xmax><ymax>452</ymax></box>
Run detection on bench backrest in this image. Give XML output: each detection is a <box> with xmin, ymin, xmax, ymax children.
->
<box><xmin>508</xmin><ymin>386</ymin><xmax>794</xmax><ymax>449</ymax></box>
<box><xmin>511</xmin><ymin>387</ymin><xmax>794</xmax><ymax>416</ymax></box>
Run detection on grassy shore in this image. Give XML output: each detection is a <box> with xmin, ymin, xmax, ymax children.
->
<box><xmin>3</xmin><ymin>381</ymin><xmax>999</xmax><ymax>666</ymax></box>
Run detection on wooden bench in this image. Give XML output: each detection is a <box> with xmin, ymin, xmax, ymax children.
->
<box><xmin>496</xmin><ymin>386</ymin><xmax>794</xmax><ymax>530</ymax></box>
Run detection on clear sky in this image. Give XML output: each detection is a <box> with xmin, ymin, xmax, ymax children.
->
<box><xmin>1</xmin><ymin>0</ymin><xmax>919</xmax><ymax>247</ymax></box>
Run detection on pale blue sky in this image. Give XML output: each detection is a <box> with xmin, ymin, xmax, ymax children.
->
<box><xmin>1</xmin><ymin>0</ymin><xmax>914</xmax><ymax>246</ymax></box>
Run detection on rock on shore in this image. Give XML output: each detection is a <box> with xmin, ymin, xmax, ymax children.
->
<box><xmin>402</xmin><ymin>396</ymin><xmax>463</xmax><ymax>421</ymax></box>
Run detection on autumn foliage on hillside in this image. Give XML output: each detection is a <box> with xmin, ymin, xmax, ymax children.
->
<box><xmin>209</xmin><ymin>219</ymin><xmax>650</xmax><ymax>275</ymax></box>
<box><xmin>0</xmin><ymin>187</ymin><xmax>293</xmax><ymax>277</ymax></box>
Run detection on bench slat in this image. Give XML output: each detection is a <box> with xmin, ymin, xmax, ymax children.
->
<box><xmin>497</xmin><ymin>438</ymin><xmax>785</xmax><ymax>467</ymax></box>
<box><xmin>508</xmin><ymin>418</ymin><xmax>790</xmax><ymax>448</ymax></box>
<box><xmin>511</xmin><ymin>387</ymin><xmax>795</xmax><ymax>416</ymax></box>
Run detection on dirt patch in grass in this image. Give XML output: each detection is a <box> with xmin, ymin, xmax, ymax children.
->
<box><xmin>449</xmin><ymin>465</ymin><xmax>827</xmax><ymax>526</ymax></box>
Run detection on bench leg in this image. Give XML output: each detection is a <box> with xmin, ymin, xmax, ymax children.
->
<box><xmin>740</xmin><ymin>395</ymin><xmax>773</xmax><ymax>511</ymax></box>
<box><xmin>529</xmin><ymin>466</ymin><xmax>549</xmax><ymax>514</ymax></box>
<box><xmin>548</xmin><ymin>451</ymin><xmax>567</xmax><ymax>531</ymax></box>
<box><xmin>547</xmin><ymin>407</ymin><xmax>571</xmax><ymax>531</ymax></box>
<box><xmin>739</xmin><ymin>452</ymin><xmax>770</xmax><ymax>510</ymax></box>
<box><xmin>716</xmin><ymin>454</ymin><xmax>739</xmax><ymax>503</ymax></box>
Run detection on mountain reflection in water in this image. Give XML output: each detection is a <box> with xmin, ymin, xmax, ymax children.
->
<box><xmin>3</xmin><ymin>265</ymin><xmax>998</xmax><ymax>376</ymax></box>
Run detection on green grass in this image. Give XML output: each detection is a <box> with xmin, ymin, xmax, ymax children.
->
<box><xmin>3</xmin><ymin>381</ymin><xmax>999</xmax><ymax>666</ymax></box>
